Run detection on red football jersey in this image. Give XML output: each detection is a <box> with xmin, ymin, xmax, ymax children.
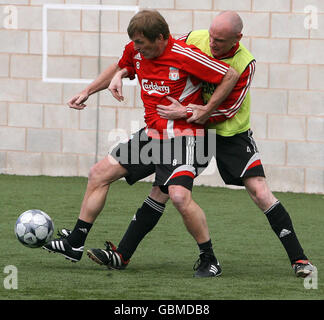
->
<box><xmin>118</xmin><ymin>35</ymin><xmax>229</xmax><ymax>139</ymax></box>
<box><xmin>177</xmin><ymin>34</ymin><xmax>256</xmax><ymax>125</ymax></box>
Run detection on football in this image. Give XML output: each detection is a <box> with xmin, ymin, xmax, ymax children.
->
<box><xmin>15</xmin><ymin>209</ymin><xmax>54</xmax><ymax>248</ymax></box>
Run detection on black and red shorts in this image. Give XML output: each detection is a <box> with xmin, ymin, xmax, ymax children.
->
<box><xmin>110</xmin><ymin>128</ymin><xmax>209</xmax><ymax>192</ymax></box>
<box><xmin>213</xmin><ymin>129</ymin><xmax>265</xmax><ymax>186</ymax></box>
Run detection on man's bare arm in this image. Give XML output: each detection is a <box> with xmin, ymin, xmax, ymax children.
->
<box><xmin>157</xmin><ymin>96</ymin><xmax>187</xmax><ymax>119</ymax></box>
<box><xmin>157</xmin><ymin>66</ymin><xmax>239</xmax><ymax>124</ymax></box>
<box><xmin>68</xmin><ymin>62</ymin><xmax>120</xmax><ymax>110</ymax></box>
<box><xmin>187</xmin><ymin>66</ymin><xmax>239</xmax><ymax>124</ymax></box>
<box><xmin>108</xmin><ymin>68</ymin><xmax>129</xmax><ymax>102</ymax></box>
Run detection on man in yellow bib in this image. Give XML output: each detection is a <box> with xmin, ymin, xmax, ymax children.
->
<box><xmin>78</xmin><ymin>11</ymin><xmax>314</xmax><ymax>278</ymax></box>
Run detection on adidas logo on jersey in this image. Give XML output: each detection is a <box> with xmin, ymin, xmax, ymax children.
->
<box><xmin>134</xmin><ymin>53</ymin><xmax>142</xmax><ymax>60</ymax></box>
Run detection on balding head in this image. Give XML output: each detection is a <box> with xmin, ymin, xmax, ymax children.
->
<box><xmin>208</xmin><ymin>11</ymin><xmax>243</xmax><ymax>58</ymax></box>
<box><xmin>211</xmin><ymin>11</ymin><xmax>243</xmax><ymax>37</ymax></box>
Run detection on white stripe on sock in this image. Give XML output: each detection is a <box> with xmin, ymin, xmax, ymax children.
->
<box><xmin>144</xmin><ymin>197</ymin><xmax>165</xmax><ymax>213</ymax></box>
<box><xmin>264</xmin><ymin>200</ymin><xmax>280</xmax><ymax>215</ymax></box>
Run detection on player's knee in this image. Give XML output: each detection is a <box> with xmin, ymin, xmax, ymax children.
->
<box><xmin>88</xmin><ymin>159</ymin><xmax>116</xmax><ymax>186</ymax></box>
<box><xmin>255</xmin><ymin>183</ymin><xmax>276</xmax><ymax>207</ymax></box>
<box><xmin>168</xmin><ymin>185</ymin><xmax>191</xmax><ymax>211</ymax></box>
<box><xmin>245</xmin><ymin>177</ymin><xmax>276</xmax><ymax>210</ymax></box>
<box><xmin>256</xmin><ymin>187</ymin><xmax>269</xmax><ymax>202</ymax></box>
<box><xmin>88</xmin><ymin>162</ymin><xmax>106</xmax><ymax>185</ymax></box>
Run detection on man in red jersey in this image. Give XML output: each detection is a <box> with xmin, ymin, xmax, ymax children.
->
<box><xmin>43</xmin><ymin>10</ymin><xmax>239</xmax><ymax>277</ymax></box>
<box><xmin>86</xmin><ymin>11</ymin><xmax>315</xmax><ymax>279</ymax></box>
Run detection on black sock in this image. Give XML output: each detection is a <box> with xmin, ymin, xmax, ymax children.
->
<box><xmin>264</xmin><ymin>201</ymin><xmax>307</xmax><ymax>264</ymax></box>
<box><xmin>117</xmin><ymin>197</ymin><xmax>165</xmax><ymax>261</ymax></box>
<box><xmin>198</xmin><ymin>239</ymin><xmax>215</xmax><ymax>256</ymax></box>
<box><xmin>67</xmin><ymin>219</ymin><xmax>92</xmax><ymax>247</ymax></box>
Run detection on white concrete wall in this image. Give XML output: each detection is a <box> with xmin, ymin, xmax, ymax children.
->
<box><xmin>0</xmin><ymin>0</ymin><xmax>323</xmax><ymax>194</ymax></box>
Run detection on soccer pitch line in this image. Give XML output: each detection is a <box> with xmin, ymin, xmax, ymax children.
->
<box><xmin>42</xmin><ymin>3</ymin><xmax>139</xmax><ymax>85</ymax></box>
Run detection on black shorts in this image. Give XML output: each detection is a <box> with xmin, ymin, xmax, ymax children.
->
<box><xmin>213</xmin><ymin>129</ymin><xmax>265</xmax><ymax>186</ymax></box>
<box><xmin>110</xmin><ymin>128</ymin><xmax>209</xmax><ymax>192</ymax></box>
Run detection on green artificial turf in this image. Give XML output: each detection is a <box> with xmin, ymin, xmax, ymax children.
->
<box><xmin>0</xmin><ymin>174</ymin><xmax>323</xmax><ymax>300</ymax></box>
